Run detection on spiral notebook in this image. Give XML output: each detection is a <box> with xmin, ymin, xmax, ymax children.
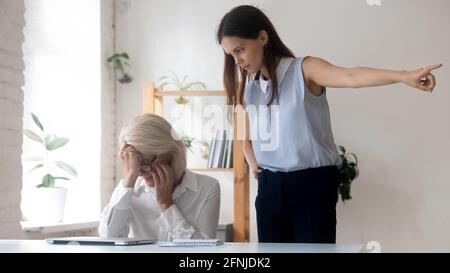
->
<box><xmin>159</xmin><ymin>239</ymin><xmax>224</xmax><ymax>247</ymax></box>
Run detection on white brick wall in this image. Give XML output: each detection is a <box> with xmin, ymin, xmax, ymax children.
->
<box><xmin>0</xmin><ymin>0</ymin><xmax>26</xmax><ymax>238</ymax></box>
<box><xmin>100</xmin><ymin>0</ymin><xmax>117</xmax><ymax>210</ymax></box>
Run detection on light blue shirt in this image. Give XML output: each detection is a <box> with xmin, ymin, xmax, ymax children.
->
<box><xmin>244</xmin><ymin>57</ymin><xmax>342</xmax><ymax>172</ymax></box>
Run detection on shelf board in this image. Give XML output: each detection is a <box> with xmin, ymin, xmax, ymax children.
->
<box><xmin>189</xmin><ymin>168</ymin><xmax>233</xmax><ymax>172</ymax></box>
<box><xmin>21</xmin><ymin>220</ymin><xmax>99</xmax><ymax>233</ymax></box>
<box><xmin>155</xmin><ymin>91</ymin><xmax>226</xmax><ymax>97</ymax></box>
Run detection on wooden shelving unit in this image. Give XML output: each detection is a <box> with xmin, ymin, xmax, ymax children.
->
<box><xmin>142</xmin><ymin>82</ymin><xmax>249</xmax><ymax>242</ymax></box>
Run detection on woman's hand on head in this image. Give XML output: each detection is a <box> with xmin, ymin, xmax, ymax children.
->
<box><xmin>120</xmin><ymin>144</ymin><xmax>142</xmax><ymax>187</ymax></box>
<box><xmin>402</xmin><ymin>64</ymin><xmax>442</xmax><ymax>93</ymax></box>
<box><xmin>152</xmin><ymin>163</ymin><xmax>175</xmax><ymax>212</ymax></box>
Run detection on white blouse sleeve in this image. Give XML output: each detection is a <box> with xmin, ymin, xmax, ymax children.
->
<box><xmin>159</xmin><ymin>183</ymin><xmax>220</xmax><ymax>240</ymax></box>
<box><xmin>98</xmin><ymin>182</ymin><xmax>134</xmax><ymax>238</ymax></box>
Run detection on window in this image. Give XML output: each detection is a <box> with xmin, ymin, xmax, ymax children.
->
<box><xmin>21</xmin><ymin>0</ymin><xmax>101</xmax><ymax>223</ymax></box>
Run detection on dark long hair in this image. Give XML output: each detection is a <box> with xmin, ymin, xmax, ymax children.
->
<box><xmin>217</xmin><ymin>5</ymin><xmax>295</xmax><ymax>106</ymax></box>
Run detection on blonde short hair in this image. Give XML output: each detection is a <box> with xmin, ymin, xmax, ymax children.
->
<box><xmin>118</xmin><ymin>113</ymin><xmax>186</xmax><ymax>179</ymax></box>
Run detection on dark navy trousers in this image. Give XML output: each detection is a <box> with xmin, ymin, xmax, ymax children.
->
<box><xmin>255</xmin><ymin>166</ymin><xmax>339</xmax><ymax>243</ymax></box>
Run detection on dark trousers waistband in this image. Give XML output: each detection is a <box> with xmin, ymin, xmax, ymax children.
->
<box><xmin>261</xmin><ymin>165</ymin><xmax>338</xmax><ymax>178</ymax></box>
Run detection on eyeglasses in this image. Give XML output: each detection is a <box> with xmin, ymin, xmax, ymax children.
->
<box><xmin>140</xmin><ymin>156</ymin><xmax>156</xmax><ymax>172</ymax></box>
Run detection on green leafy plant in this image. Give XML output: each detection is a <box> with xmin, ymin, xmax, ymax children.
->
<box><xmin>156</xmin><ymin>72</ymin><xmax>206</xmax><ymax>104</ymax></box>
<box><xmin>107</xmin><ymin>52</ymin><xmax>133</xmax><ymax>83</ymax></box>
<box><xmin>180</xmin><ymin>133</ymin><xmax>195</xmax><ymax>153</ymax></box>
<box><xmin>199</xmin><ymin>139</ymin><xmax>210</xmax><ymax>160</ymax></box>
<box><xmin>337</xmin><ymin>145</ymin><xmax>359</xmax><ymax>202</ymax></box>
<box><xmin>22</xmin><ymin>113</ymin><xmax>77</xmax><ymax>188</ymax></box>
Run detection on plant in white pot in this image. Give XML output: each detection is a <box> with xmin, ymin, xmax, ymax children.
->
<box><xmin>199</xmin><ymin>139</ymin><xmax>210</xmax><ymax>160</ymax></box>
<box><xmin>21</xmin><ymin>113</ymin><xmax>77</xmax><ymax>223</ymax></box>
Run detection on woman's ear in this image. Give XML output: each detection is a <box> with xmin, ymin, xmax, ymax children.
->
<box><xmin>259</xmin><ymin>30</ymin><xmax>268</xmax><ymax>46</ymax></box>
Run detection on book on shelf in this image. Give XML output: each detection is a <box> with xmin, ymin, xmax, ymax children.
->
<box><xmin>212</xmin><ymin>130</ymin><xmax>226</xmax><ymax>168</ymax></box>
<box><xmin>225</xmin><ymin>133</ymin><xmax>233</xmax><ymax>168</ymax></box>
<box><xmin>207</xmin><ymin>132</ymin><xmax>217</xmax><ymax>168</ymax></box>
<box><xmin>220</xmin><ymin>130</ymin><xmax>229</xmax><ymax>168</ymax></box>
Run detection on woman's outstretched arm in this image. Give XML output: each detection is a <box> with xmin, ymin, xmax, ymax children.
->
<box><xmin>302</xmin><ymin>56</ymin><xmax>443</xmax><ymax>94</ymax></box>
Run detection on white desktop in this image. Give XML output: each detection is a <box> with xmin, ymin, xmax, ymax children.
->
<box><xmin>0</xmin><ymin>239</ymin><xmax>363</xmax><ymax>253</ymax></box>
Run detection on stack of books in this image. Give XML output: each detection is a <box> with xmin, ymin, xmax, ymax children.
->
<box><xmin>207</xmin><ymin>129</ymin><xmax>233</xmax><ymax>168</ymax></box>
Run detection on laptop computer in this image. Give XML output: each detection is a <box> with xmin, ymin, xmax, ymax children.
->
<box><xmin>46</xmin><ymin>236</ymin><xmax>157</xmax><ymax>246</ymax></box>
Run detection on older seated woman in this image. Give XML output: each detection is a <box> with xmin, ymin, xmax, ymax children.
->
<box><xmin>99</xmin><ymin>113</ymin><xmax>220</xmax><ymax>240</ymax></box>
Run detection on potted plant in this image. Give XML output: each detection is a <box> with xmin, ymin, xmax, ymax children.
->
<box><xmin>156</xmin><ymin>72</ymin><xmax>206</xmax><ymax>104</ymax></box>
<box><xmin>199</xmin><ymin>139</ymin><xmax>210</xmax><ymax>160</ymax></box>
<box><xmin>21</xmin><ymin>113</ymin><xmax>77</xmax><ymax>223</ymax></box>
<box><xmin>107</xmin><ymin>52</ymin><xmax>133</xmax><ymax>83</ymax></box>
<box><xmin>180</xmin><ymin>133</ymin><xmax>195</xmax><ymax>153</ymax></box>
<box><xmin>337</xmin><ymin>145</ymin><xmax>359</xmax><ymax>202</ymax></box>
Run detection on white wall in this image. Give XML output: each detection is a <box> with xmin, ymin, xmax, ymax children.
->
<box><xmin>114</xmin><ymin>0</ymin><xmax>450</xmax><ymax>251</ymax></box>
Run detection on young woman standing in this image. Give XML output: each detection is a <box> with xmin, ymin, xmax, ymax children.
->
<box><xmin>217</xmin><ymin>5</ymin><xmax>442</xmax><ymax>243</ymax></box>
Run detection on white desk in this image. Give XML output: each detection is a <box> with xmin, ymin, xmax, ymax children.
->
<box><xmin>0</xmin><ymin>240</ymin><xmax>363</xmax><ymax>253</ymax></box>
